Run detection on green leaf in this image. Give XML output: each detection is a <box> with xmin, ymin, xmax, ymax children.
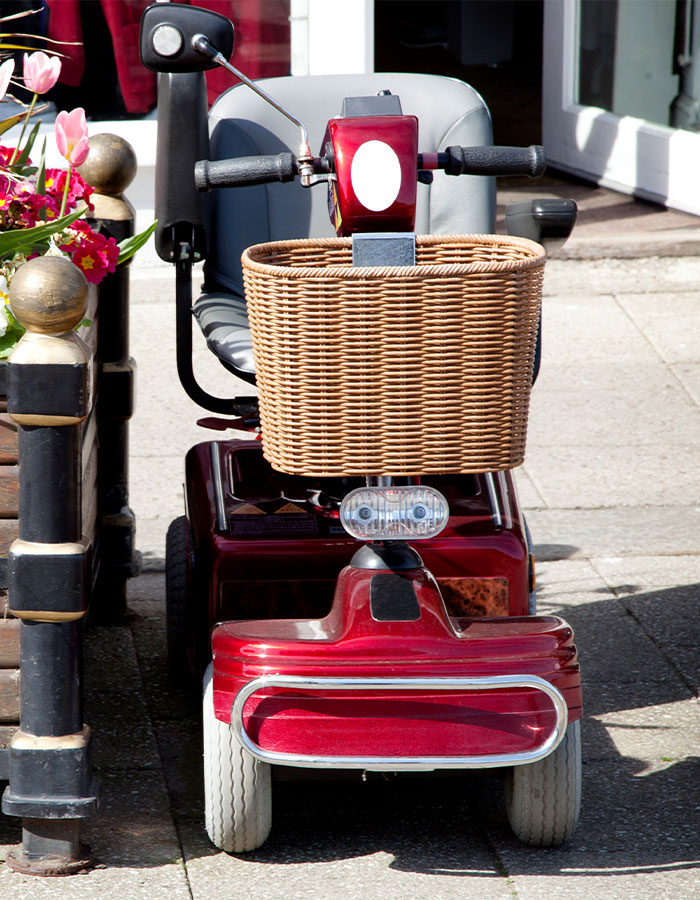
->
<box><xmin>36</xmin><ymin>138</ymin><xmax>47</xmax><ymax>221</ymax></box>
<box><xmin>15</xmin><ymin>119</ymin><xmax>40</xmax><ymax>166</ymax></box>
<box><xmin>0</xmin><ymin>206</ymin><xmax>86</xmax><ymax>260</ymax></box>
<box><xmin>117</xmin><ymin>220</ymin><xmax>157</xmax><ymax>264</ymax></box>
<box><xmin>0</xmin><ymin>308</ymin><xmax>26</xmax><ymax>359</ymax></box>
<box><xmin>0</xmin><ymin>102</ymin><xmax>46</xmax><ymax>138</ymax></box>
<box><xmin>0</xmin><ymin>110</ymin><xmax>26</xmax><ymax>136</ymax></box>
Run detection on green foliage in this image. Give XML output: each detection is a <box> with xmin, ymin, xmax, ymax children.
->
<box><xmin>0</xmin><ymin>306</ymin><xmax>25</xmax><ymax>359</ymax></box>
<box><xmin>117</xmin><ymin>220</ymin><xmax>157</xmax><ymax>264</ymax></box>
<box><xmin>0</xmin><ymin>206</ymin><xmax>85</xmax><ymax>260</ymax></box>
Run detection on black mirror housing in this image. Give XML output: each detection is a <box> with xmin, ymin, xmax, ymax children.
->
<box><xmin>140</xmin><ymin>2</ymin><xmax>234</xmax><ymax>73</ymax></box>
<box><xmin>505</xmin><ymin>198</ymin><xmax>578</xmax><ymax>253</ymax></box>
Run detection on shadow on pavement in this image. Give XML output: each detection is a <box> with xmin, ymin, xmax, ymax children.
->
<box><xmin>2</xmin><ymin>577</ymin><xmax>697</xmax><ymax>889</ymax></box>
<box><xmin>136</xmin><ymin>579</ymin><xmax>699</xmax><ymax>878</ymax></box>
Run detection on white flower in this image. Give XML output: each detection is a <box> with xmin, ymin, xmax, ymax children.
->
<box><xmin>0</xmin><ymin>276</ymin><xmax>9</xmax><ymax>338</ymax></box>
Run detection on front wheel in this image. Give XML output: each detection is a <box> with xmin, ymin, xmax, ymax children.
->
<box><xmin>202</xmin><ymin>663</ymin><xmax>272</xmax><ymax>852</ymax></box>
<box><xmin>505</xmin><ymin>719</ymin><xmax>582</xmax><ymax>846</ymax></box>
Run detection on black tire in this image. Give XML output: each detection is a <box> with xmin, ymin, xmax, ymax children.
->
<box><xmin>505</xmin><ymin>719</ymin><xmax>582</xmax><ymax>846</ymax></box>
<box><xmin>165</xmin><ymin>515</ymin><xmax>194</xmax><ymax>686</ymax></box>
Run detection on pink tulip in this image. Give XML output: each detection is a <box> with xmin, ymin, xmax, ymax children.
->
<box><xmin>0</xmin><ymin>59</ymin><xmax>14</xmax><ymax>103</ymax></box>
<box><xmin>23</xmin><ymin>51</ymin><xmax>61</xmax><ymax>95</ymax></box>
<box><xmin>55</xmin><ymin>108</ymin><xmax>90</xmax><ymax>167</ymax></box>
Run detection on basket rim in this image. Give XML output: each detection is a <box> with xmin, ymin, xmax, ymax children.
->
<box><xmin>241</xmin><ymin>233</ymin><xmax>546</xmax><ymax>280</ymax></box>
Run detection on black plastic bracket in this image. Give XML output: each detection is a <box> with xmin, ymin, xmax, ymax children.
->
<box><xmin>176</xmin><ymin>257</ymin><xmax>237</xmax><ymax>414</ymax></box>
<box><xmin>350</xmin><ymin>542</ymin><xmax>423</xmax><ymax>570</ymax></box>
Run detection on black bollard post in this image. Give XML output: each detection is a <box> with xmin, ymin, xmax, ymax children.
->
<box><xmin>1</xmin><ymin>256</ymin><xmax>98</xmax><ymax>875</ymax></box>
<box><xmin>79</xmin><ymin>134</ymin><xmax>140</xmax><ymax>621</ymax></box>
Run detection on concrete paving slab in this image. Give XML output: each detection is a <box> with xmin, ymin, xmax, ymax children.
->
<box><xmin>533</xmin><ymin>557</ymin><xmax>611</xmax><ymax>599</ymax></box>
<box><xmin>433</xmin><ymin>752</ymin><xmax>700</xmax><ymax>899</ymax></box>
<box><xmin>621</xmin><ymin>587</ymin><xmax>700</xmax><ymax>693</ymax></box>
<box><xmin>129</xmin><ymin>298</ymin><xmax>252</xmax><ymax>559</ymax></box>
<box><xmin>84</xmin><ymin>625</ymin><xmax>145</xmax><ymax>693</ymax></box>
<box><xmin>152</xmin><ymin>720</ymin><xmax>204</xmax><ymax>821</ymax></box>
<box><xmin>561</xmin><ymin>611</ymin><xmax>687</xmax><ymax>688</ymax></box>
<box><xmin>85</xmin><ymin>688</ymin><xmax>162</xmax><ymax>773</ymax></box>
<box><xmin>532</xmin><ymin>356</ymin><xmax>679</xmax><ymax>397</ymax></box>
<box><xmin>0</xmin><ymin>774</ymin><xmax>188</xmax><ymax>898</ymax></box>
<box><xmin>180</xmin><ymin>776</ymin><xmax>517</xmax><ymax>900</ymax></box>
<box><xmin>591</xmin><ymin>698</ymin><xmax>700</xmax><ymax>765</ymax></box>
<box><xmin>527</xmin><ymin>374</ymin><xmax>699</xmax><ymax>448</ymax></box>
<box><xmin>523</xmin><ymin>442</ymin><xmax>700</xmax><ymax>508</ymax></box>
<box><xmin>542</xmin><ymin>256</ymin><xmax>700</xmax><ymax>296</ymax></box>
<box><xmin>579</xmin><ymin>678</ymin><xmax>694</xmax><ymax>721</ymax></box>
<box><xmin>591</xmin><ymin>555</ymin><xmax>700</xmax><ymax>589</ymax></box>
<box><xmin>673</xmin><ymin>362</ymin><xmax>700</xmax><ymax>405</ymax></box>
<box><xmin>617</xmin><ymin>293</ymin><xmax>700</xmax><ymax>366</ymax></box>
<box><xmin>525</xmin><ymin>508</ymin><xmax>700</xmax><ymax>558</ymax></box>
<box><xmin>535</xmin><ymin>294</ymin><xmax>654</xmax><ymax>364</ymax></box>
<box><xmin>513</xmin><ymin>467</ymin><xmax>547</xmax><ymax>508</ymax></box>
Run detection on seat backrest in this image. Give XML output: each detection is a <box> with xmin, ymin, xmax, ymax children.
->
<box><xmin>205</xmin><ymin>72</ymin><xmax>495</xmax><ymax>295</ymax></box>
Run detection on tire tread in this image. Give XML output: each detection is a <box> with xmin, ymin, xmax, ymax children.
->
<box><xmin>505</xmin><ymin>719</ymin><xmax>581</xmax><ymax>847</ymax></box>
<box><xmin>203</xmin><ymin>664</ymin><xmax>272</xmax><ymax>853</ymax></box>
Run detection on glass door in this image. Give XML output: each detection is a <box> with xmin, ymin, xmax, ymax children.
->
<box><xmin>543</xmin><ymin>0</ymin><xmax>700</xmax><ymax>214</ymax></box>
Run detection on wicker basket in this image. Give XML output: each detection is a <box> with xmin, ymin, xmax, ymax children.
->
<box><xmin>242</xmin><ymin>234</ymin><xmax>545</xmax><ymax>477</ymax></box>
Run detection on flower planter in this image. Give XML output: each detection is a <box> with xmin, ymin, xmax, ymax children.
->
<box><xmin>0</xmin><ymin>134</ymin><xmax>139</xmax><ymax>873</ymax></box>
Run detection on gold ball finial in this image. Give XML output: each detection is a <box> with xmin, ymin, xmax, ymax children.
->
<box><xmin>78</xmin><ymin>133</ymin><xmax>137</xmax><ymax>196</ymax></box>
<box><xmin>9</xmin><ymin>257</ymin><xmax>88</xmax><ymax>334</ymax></box>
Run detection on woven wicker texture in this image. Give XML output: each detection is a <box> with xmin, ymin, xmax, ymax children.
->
<box><xmin>242</xmin><ymin>234</ymin><xmax>545</xmax><ymax>476</ymax></box>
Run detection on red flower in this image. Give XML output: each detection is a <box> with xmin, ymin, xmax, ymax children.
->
<box><xmin>68</xmin><ymin>228</ymin><xmax>119</xmax><ymax>283</ymax></box>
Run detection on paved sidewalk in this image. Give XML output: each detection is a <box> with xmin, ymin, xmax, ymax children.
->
<box><xmin>1</xmin><ymin>183</ymin><xmax>699</xmax><ymax>897</ymax></box>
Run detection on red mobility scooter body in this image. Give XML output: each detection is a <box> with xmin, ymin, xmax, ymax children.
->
<box><xmin>189</xmin><ymin>442</ymin><xmax>582</xmax><ymax>767</ymax></box>
<box><xmin>140</xmin><ymin>1</ymin><xmax>582</xmax><ymax>853</ymax></box>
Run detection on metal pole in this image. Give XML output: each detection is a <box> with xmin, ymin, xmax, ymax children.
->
<box><xmin>79</xmin><ymin>134</ymin><xmax>140</xmax><ymax>621</ymax></box>
<box><xmin>1</xmin><ymin>256</ymin><xmax>98</xmax><ymax>875</ymax></box>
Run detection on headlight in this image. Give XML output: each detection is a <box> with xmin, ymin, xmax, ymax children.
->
<box><xmin>339</xmin><ymin>486</ymin><xmax>449</xmax><ymax>540</ymax></box>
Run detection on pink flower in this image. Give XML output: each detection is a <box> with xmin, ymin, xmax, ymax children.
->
<box><xmin>55</xmin><ymin>108</ymin><xmax>89</xmax><ymax>166</ymax></box>
<box><xmin>45</xmin><ymin>168</ymin><xmax>94</xmax><ymax>212</ymax></box>
<box><xmin>0</xmin><ymin>59</ymin><xmax>14</xmax><ymax>102</ymax></box>
<box><xmin>23</xmin><ymin>51</ymin><xmax>61</xmax><ymax>95</ymax></box>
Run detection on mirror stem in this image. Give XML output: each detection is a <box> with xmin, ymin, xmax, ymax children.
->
<box><xmin>192</xmin><ymin>34</ymin><xmax>314</xmax><ymax>184</ymax></box>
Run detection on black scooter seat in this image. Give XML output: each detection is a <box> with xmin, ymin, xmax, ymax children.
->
<box><xmin>192</xmin><ymin>290</ymin><xmax>256</xmax><ymax>384</ymax></box>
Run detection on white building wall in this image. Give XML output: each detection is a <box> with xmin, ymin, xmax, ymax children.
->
<box><xmin>291</xmin><ymin>0</ymin><xmax>374</xmax><ymax>76</ymax></box>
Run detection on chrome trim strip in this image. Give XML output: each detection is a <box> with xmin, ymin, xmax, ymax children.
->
<box><xmin>209</xmin><ymin>443</ymin><xmax>228</xmax><ymax>532</ymax></box>
<box><xmin>496</xmin><ymin>470</ymin><xmax>514</xmax><ymax>531</ymax></box>
<box><xmin>230</xmin><ymin>673</ymin><xmax>568</xmax><ymax>771</ymax></box>
<box><xmin>484</xmin><ymin>473</ymin><xmax>503</xmax><ymax>529</ymax></box>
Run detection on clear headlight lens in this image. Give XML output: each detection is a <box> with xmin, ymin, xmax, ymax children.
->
<box><xmin>340</xmin><ymin>486</ymin><xmax>449</xmax><ymax>540</ymax></box>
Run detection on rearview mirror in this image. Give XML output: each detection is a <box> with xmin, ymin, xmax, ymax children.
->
<box><xmin>140</xmin><ymin>2</ymin><xmax>234</xmax><ymax>73</ymax></box>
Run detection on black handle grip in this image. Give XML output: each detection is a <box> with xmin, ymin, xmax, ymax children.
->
<box><xmin>194</xmin><ymin>153</ymin><xmax>297</xmax><ymax>191</ymax></box>
<box><xmin>442</xmin><ymin>145</ymin><xmax>546</xmax><ymax>178</ymax></box>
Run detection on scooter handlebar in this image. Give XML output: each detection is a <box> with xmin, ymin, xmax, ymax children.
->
<box><xmin>195</xmin><ymin>144</ymin><xmax>546</xmax><ymax>192</ymax></box>
<box><xmin>194</xmin><ymin>153</ymin><xmax>297</xmax><ymax>191</ymax></box>
<box><xmin>439</xmin><ymin>145</ymin><xmax>546</xmax><ymax>178</ymax></box>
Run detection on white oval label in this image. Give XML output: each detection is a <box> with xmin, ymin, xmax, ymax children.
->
<box><xmin>350</xmin><ymin>140</ymin><xmax>402</xmax><ymax>212</ymax></box>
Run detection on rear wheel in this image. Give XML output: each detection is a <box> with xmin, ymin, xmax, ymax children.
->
<box><xmin>165</xmin><ymin>515</ymin><xmax>195</xmax><ymax>685</ymax></box>
<box><xmin>505</xmin><ymin>719</ymin><xmax>581</xmax><ymax>846</ymax></box>
<box><xmin>202</xmin><ymin>663</ymin><xmax>272</xmax><ymax>852</ymax></box>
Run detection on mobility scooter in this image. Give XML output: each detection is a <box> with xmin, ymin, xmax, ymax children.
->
<box><xmin>140</xmin><ymin>3</ymin><xmax>581</xmax><ymax>854</ymax></box>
